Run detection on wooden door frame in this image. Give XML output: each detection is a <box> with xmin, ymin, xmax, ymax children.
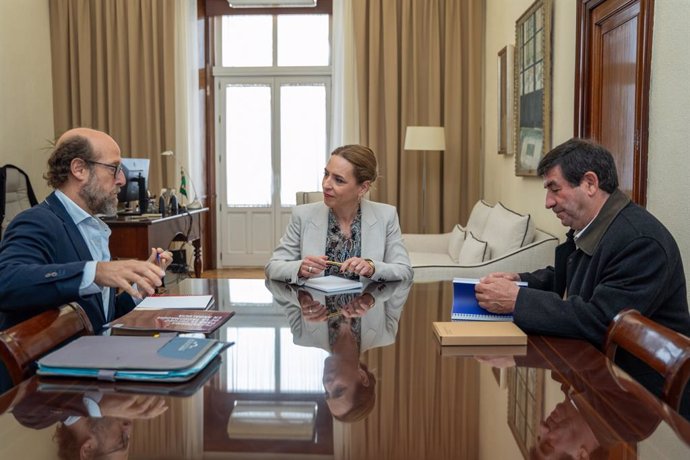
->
<box><xmin>574</xmin><ymin>0</ymin><xmax>654</xmax><ymax>206</ymax></box>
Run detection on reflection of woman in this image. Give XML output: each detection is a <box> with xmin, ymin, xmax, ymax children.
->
<box><xmin>265</xmin><ymin>145</ymin><xmax>413</xmax><ymax>283</ymax></box>
<box><xmin>266</xmin><ymin>279</ymin><xmax>411</xmax><ymax>422</ymax></box>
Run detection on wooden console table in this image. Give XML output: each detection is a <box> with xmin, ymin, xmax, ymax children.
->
<box><xmin>102</xmin><ymin>208</ymin><xmax>208</xmax><ymax>277</ymax></box>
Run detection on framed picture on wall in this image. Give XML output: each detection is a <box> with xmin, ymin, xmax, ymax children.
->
<box><xmin>497</xmin><ymin>45</ymin><xmax>515</xmax><ymax>155</ymax></box>
<box><xmin>514</xmin><ymin>0</ymin><xmax>553</xmax><ymax>176</ymax></box>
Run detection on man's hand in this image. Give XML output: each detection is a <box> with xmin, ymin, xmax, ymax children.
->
<box><xmin>475</xmin><ymin>275</ymin><xmax>520</xmax><ymax>314</ymax></box>
<box><xmin>95</xmin><ymin>260</ymin><xmax>165</xmax><ymax>298</ymax></box>
<box><xmin>147</xmin><ymin>247</ymin><xmax>173</xmax><ymax>271</ymax></box>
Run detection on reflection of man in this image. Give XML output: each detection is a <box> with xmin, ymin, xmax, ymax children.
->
<box><xmin>475</xmin><ymin>139</ymin><xmax>690</xmax><ymax>396</ymax></box>
<box><xmin>0</xmin><ymin>128</ymin><xmax>171</xmax><ymax>332</ymax></box>
<box><xmin>7</xmin><ymin>377</ymin><xmax>167</xmax><ymax>460</ymax></box>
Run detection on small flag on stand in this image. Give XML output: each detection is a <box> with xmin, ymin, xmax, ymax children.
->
<box><xmin>179</xmin><ymin>167</ymin><xmax>188</xmax><ymax>202</ymax></box>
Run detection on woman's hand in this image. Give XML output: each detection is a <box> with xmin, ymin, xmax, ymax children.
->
<box><xmin>300</xmin><ymin>255</ymin><xmax>328</xmax><ymax>278</ymax></box>
<box><xmin>340</xmin><ymin>257</ymin><xmax>375</xmax><ymax>278</ymax></box>
<box><xmin>341</xmin><ymin>293</ymin><xmax>375</xmax><ymax>318</ymax></box>
<box><xmin>297</xmin><ymin>290</ymin><xmax>328</xmax><ymax>322</ymax></box>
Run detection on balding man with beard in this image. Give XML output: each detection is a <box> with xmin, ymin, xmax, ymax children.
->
<box><xmin>0</xmin><ymin>128</ymin><xmax>171</xmax><ymax>332</ymax></box>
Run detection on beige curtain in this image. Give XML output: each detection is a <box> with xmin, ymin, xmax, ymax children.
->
<box><xmin>351</xmin><ymin>0</ymin><xmax>484</xmax><ymax>233</ymax></box>
<box><xmin>49</xmin><ymin>0</ymin><xmax>176</xmax><ymax>194</ymax></box>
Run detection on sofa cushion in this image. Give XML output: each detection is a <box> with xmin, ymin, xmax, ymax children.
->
<box><xmin>447</xmin><ymin>225</ymin><xmax>466</xmax><ymax>263</ymax></box>
<box><xmin>465</xmin><ymin>200</ymin><xmax>493</xmax><ymax>238</ymax></box>
<box><xmin>458</xmin><ymin>231</ymin><xmax>489</xmax><ymax>264</ymax></box>
<box><xmin>482</xmin><ymin>202</ymin><xmax>534</xmax><ymax>257</ymax></box>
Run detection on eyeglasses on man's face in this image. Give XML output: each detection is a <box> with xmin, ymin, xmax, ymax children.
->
<box><xmin>86</xmin><ymin>160</ymin><xmax>123</xmax><ymax>178</ymax></box>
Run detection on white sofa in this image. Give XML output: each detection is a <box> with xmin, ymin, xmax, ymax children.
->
<box><xmin>403</xmin><ymin>200</ymin><xmax>558</xmax><ymax>282</ymax></box>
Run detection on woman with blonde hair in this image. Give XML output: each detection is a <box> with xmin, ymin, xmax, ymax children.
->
<box><xmin>266</xmin><ymin>144</ymin><xmax>413</xmax><ymax>283</ymax></box>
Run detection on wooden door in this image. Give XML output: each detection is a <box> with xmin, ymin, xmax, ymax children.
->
<box><xmin>574</xmin><ymin>0</ymin><xmax>654</xmax><ymax>205</ymax></box>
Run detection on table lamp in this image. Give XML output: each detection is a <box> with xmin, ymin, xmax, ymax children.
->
<box><xmin>404</xmin><ymin>126</ymin><xmax>446</xmax><ymax>233</ymax></box>
<box><xmin>161</xmin><ymin>150</ymin><xmax>203</xmax><ymax>210</ymax></box>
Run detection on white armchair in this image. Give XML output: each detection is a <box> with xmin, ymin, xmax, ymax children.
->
<box><xmin>403</xmin><ymin>200</ymin><xmax>558</xmax><ymax>282</ymax></box>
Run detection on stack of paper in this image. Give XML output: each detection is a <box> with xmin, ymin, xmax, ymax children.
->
<box><xmin>304</xmin><ymin>275</ymin><xmax>363</xmax><ymax>293</ymax></box>
<box><xmin>135</xmin><ymin>295</ymin><xmax>215</xmax><ymax>310</ymax></box>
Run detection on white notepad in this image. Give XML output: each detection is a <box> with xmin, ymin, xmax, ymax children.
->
<box><xmin>303</xmin><ymin>275</ymin><xmax>363</xmax><ymax>293</ymax></box>
<box><xmin>135</xmin><ymin>295</ymin><xmax>214</xmax><ymax>310</ymax></box>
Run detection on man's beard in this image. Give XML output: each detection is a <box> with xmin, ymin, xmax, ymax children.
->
<box><xmin>80</xmin><ymin>174</ymin><xmax>119</xmax><ymax>215</ymax></box>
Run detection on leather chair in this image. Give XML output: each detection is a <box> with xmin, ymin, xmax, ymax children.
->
<box><xmin>0</xmin><ymin>303</ymin><xmax>94</xmax><ymax>385</ymax></box>
<box><xmin>604</xmin><ymin>308</ymin><xmax>690</xmax><ymax>411</ymax></box>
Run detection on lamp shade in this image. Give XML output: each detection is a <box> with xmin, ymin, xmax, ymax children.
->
<box><xmin>404</xmin><ymin>126</ymin><xmax>446</xmax><ymax>151</ymax></box>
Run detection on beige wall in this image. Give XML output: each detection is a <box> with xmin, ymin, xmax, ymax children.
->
<box><xmin>647</xmin><ymin>0</ymin><xmax>690</xmax><ymax>291</ymax></box>
<box><xmin>0</xmin><ymin>0</ymin><xmax>53</xmax><ymax>201</ymax></box>
<box><xmin>484</xmin><ymin>0</ymin><xmax>690</xmax><ymax>294</ymax></box>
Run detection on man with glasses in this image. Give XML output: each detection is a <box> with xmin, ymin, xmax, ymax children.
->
<box><xmin>0</xmin><ymin>127</ymin><xmax>171</xmax><ymax>332</ymax></box>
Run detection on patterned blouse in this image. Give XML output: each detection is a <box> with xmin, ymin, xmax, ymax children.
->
<box><xmin>324</xmin><ymin>206</ymin><xmax>362</xmax><ymax>280</ymax></box>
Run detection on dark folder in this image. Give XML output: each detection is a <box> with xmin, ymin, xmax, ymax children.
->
<box><xmin>37</xmin><ymin>335</ymin><xmax>230</xmax><ymax>382</ymax></box>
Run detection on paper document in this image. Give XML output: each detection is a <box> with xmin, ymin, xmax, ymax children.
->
<box><xmin>303</xmin><ymin>275</ymin><xmax>363</xmax><ymax>293</ymax></box>
<box><xmin>135</xmin><ymin>295</ymin><xmax>214</xmax><ymax>310</ymax></box>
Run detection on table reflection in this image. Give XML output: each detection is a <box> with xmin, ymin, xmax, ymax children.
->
<box><xmin>266</xmin><ymin>279</ymin><xmax>412</xmax><ymax>422</ymax></box>
<box><xmin>0</xmin><ymin>280</ymin><xmax>688</xmax><ymax>459</ymax></box>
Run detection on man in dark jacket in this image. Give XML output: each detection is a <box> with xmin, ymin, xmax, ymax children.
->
<box><xmin>0</xmin><ymin>128</ymin><xmax>171</xmax><ymax>332</ymax></box>
<box><xmin>475</xmin><ymin>138</ymin><xmax>690</xmax><ymax>403</ymax></box>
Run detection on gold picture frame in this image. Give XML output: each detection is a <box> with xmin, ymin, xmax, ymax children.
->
<box><xmin>497</xmin><ymin>45</ymin><xmax>515</xmax><ymax>155</ymax></box>
<box><xmin>507</xmin><ymin>366</ymin><xmax>545</xmax><ymax>457</ymax></box>
<box><xmin>514</xmin><ymin>0</ymin><xmax>552</xmax><ymax>176</ymax></box>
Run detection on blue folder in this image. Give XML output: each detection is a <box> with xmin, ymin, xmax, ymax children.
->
<box><xmin>451</xmin><ymin>278</ymin><xmax>527</xmax><ymax>321</ymax></box>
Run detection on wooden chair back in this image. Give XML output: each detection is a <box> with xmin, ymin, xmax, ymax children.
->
<box><xmin>605</xmin><ymin>308</ymin><xmax>690</xmax><ymax>410</ymax></box>
<box><xmin>0</xmin><ymin>303</ymin><xmax>94</xmax><ymax>385</ymax></box>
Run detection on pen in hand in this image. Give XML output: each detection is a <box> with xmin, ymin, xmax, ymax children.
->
<box><xmin>326</xmin><ymin>260</ymin><xmax>342</xmax><ymax>266</ymax></box>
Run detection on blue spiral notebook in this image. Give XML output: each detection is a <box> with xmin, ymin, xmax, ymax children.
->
<box><xmin>451</xmin><ymin>278</ymin><xmax>527</xmax><ymax>321</ymax></box>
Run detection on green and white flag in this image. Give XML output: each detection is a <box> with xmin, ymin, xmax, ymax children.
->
<box><xmin>179</xmin><ymin>167</ymin><xmax>188</xmax><ymax>199</ymax></box>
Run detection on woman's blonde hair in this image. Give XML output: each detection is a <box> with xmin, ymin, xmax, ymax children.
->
<box><xmin>331</xmin><ymin>145</ymin><xmax>378</xmax><ymax>184</ymax></box>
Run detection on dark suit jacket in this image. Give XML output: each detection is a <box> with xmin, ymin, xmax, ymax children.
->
<box><xmin>515</xmin><ymin>190</ymin><xmax>690</xmax><ymax>347</ymax></box>
<box><xmin>0</xmin><ymin>192</ymin><xmax>134</xmax><ymax>332</ymax></box>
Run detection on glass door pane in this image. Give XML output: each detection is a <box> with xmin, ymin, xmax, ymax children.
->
<box><xmin>225</xmin><ymin>84</ymin><xmax>272</xmax><ymax>206</ymax></box>
<box><xmin>280</xmin><ymin>84</ymin><xmax>327</xmax><ymax>206</ymax></box>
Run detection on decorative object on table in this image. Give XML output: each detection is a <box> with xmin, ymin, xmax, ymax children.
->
<box><xmin>403</xmin><ymin>126</ymin><xmax>446</xmax><ymax>233</ymax></box>
<box><xmin>514</xmin><ymin>0</ymin><xmax>552</xmax><ymax>176</ymax></box>
<box><xmin>160</xmin><ymin>150</ymin><xmax>202</xmax><ymax>209</ymax></box>
<box><xmin>497</xmin><ymin>44</ymin><xmax>515</xmax><ymax>155</ymax></box>
<box><xmin>451</xmin><ymin>278</ymin><xmax>527</xmax><ymax>321</ymax></box>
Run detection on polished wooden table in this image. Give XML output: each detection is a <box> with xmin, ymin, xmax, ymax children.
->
<box><xmin>102</xmin><ymin>208</ymin><xmax>208</xmax><ymax>277</ymax></box>
<box><xmin>0</xmin><ymin>280</ymin><xmax>689</xmax><ymax>459</ymax></box>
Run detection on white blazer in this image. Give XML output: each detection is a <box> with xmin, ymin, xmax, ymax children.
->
<box><xmin>265</xmin><ymin>200</ymin><xmax>413</xmax><ymax>283</ymax></box>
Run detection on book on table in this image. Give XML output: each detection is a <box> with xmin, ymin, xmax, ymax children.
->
<box><xmin>437</xmin><ymin>343</ymin><xmax>527</xmax><ymax>357</ymax></box>
<box><xmin>106</xmin><ymin>309</ymin><xmax>235</xmax><ymax>335</ymax></box>
<box><xmin>452</xmin><ymin>278</ymin><xmax>527</xmax><ymax>321</ymax></box>
<box><xmin>432</xmin><ymin>321</ymin><xmax>527</xmax><ymax>346</ymax></box>
<box><xmin>135</xmin><ymin>294</ymin><xmax>215</xmax><ymax>310</ymax></box>
<box><xmin>37</xmin><ymin>335</ymin><xmax>232</xmax><ymax>382</ymax></box>
<box><xmin>303</xmin><ymin>275</ymin><xmax>363</xmax><ymax>293</ymax></box>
